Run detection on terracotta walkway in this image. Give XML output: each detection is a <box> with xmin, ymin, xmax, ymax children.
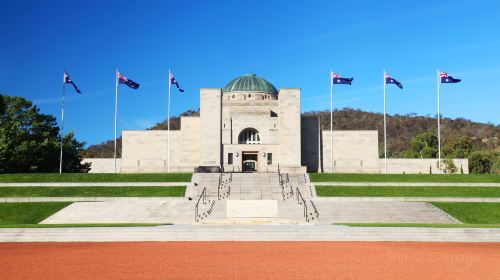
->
<box><xmin>1</xmin><ymin>242</ymin><xmax>499</xmax><ymax>279</ymax></box>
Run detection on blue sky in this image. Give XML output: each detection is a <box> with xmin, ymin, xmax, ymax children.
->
<box><xmin>1</xmin><ymin>0</ymin><xmax>499</xmax><ymax>146</ymax></box>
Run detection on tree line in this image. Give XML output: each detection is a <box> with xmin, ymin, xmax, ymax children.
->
<box><xmin>0</xmin><ymin>95</ymin><xmax>90</xmax><ymax>173</ymax></box>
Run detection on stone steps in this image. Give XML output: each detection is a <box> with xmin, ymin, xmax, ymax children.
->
<box><xmin>311</xmin><ymin>201</ymin><xmax>460</xmax><ymax>224</ymax></box>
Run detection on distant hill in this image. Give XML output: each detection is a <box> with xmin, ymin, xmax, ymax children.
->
<box><xmin>84</xmin><ymin>108</ymin><xmax>499</xmax><ymax>158</ymax></box>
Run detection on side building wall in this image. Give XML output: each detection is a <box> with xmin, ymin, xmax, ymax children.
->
<box><xmin>82</xmin><ymin>158</ymin><xmax>121</xmax><ymax>173</ymax></box>
<box><xmin>120</xmin><ymin>130</ymin><xmax>186</xmax><ymax>173</ymax></box>
<box><xmin>381</xmin><ymin>158</ymin><xmax>469</xmax><ymax>174</ymax></box>
<box><xmin>321</xmin><ymin>130</ymin><xmax>380</xmax><ymax>173</ymax></box>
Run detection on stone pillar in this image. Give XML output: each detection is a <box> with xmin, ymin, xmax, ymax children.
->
<box><xmin>199</xmin><ymin>88</ymin><xmax>222</xmax><ymax>167</ymax></box>
<box><xmin>279</xmin><ymin>88</ymin><xmax>301</xmax><ymax>168</ymax></box>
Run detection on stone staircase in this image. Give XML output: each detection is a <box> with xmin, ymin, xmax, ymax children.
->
<box><xmin>189</xmin><ymin>172</ymin><xmax>319</xmax><ymax>224</ymax></box>
<box><xmin>309</xmin><ymin>200</ymin><xmax>460</xmax><ymax>224</ymax></box>
<box><xmin>189</xmin><ymin>172</ymin><xmax>315</xmax><ymax>200</ymax></box>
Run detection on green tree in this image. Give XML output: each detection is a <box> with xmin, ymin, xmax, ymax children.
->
<box><xmin>440</xmin><ymin>158</ymin><xmax>457</xmax><ymax>174</ymax></box>
<box><xmin>403</xmin><ymin>132</ymin><xmax>438</xmax><ymax>158</ymax></box>
<box><xmin>0</xmin><ymin>95</ymin><xmax>90</xmax><ymax>173</ymax></box>
<box><xmin>443</xmin><ymin>136</ymin><xmax>473</xmax><ymax>158</ymax></box>
<box><xmin>468</xmin><ymin>151</ymin><xmax>495</xmax><ymax>174</ymax></box>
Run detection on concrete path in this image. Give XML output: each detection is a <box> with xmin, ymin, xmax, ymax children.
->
<box><xmin>314</xmin><ymin>197</ymin><xmax>500</xmax><ymax>202</ymax></box>
<box><xmin>0</xmin><ymin>182</ymin><xmax>189</xmax><ymax>187</ymax></box>
<box><xmin>0</xmin><ymin>197</ymin><xmax>188</xmax><ymax>202</ymax></box>
<box><xmin>1</xmin><ymin>224</ymin><xmax>499</xmax><ymax>242</ymax></box>
<box><xmin>313</xmin><ymin>182</ymin><xmax>500</xmax><ymax>187</ymax></box>
<box><xmin>2</xmin><ymin>196</ymin><xmax>498</xmax><ymax>203</ymax></box>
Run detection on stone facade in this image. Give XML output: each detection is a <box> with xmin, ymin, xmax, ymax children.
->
<box><xmin>87</xmin><ymin>74</ymin><xmax>468</xmax><ymax>174</ymax></box>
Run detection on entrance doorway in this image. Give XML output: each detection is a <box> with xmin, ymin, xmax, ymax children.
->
<box><xmin>242</xmin><ymin>152</ymin><xmax>258</xmax><ymax>172</ymax></box>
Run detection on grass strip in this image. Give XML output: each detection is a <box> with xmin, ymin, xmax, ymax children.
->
<box><xmin>315</xmin><ymin>186</ymin><xmax>500</xmax><ymax>198</ymax></box>
<box><xmin>0</xmin><ymin>202</ymin><xmax>71</xmax><ymax>225</ymax></box>
<box><xmin>335</xmin><ymin>223</ymin><xmax>500</xmax><ymax>228</ymax></box>
<box><xmin>0</xmin><ymin>223</ymin><xmax>170</xmax><ymax>228</ymax></box>
<box><xmin>431</xmin><ymin>202</ymin><xmax>500</xmax><ymax>224</ymax></box>
<box><xmin>0</xmin><ymin>173</ymin><xmax>192</xmax><ymax>183</ymax></box>
<box><xmin>0</xmin><ymin>186</ymin><xmax>186</xmax><ymax>197</ymax></box>
<box><xmin>309</xmin><ymin>173</ymin><xmax>500</xmax><ymax>183</ymax></box>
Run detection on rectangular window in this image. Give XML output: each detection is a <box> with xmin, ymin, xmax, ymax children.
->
<box><xmin>267</xmin><ymin>153</ymin><xmax>272</xmax><ymax>165</ymax></box>
<box><xmin>228</xmin><ymin>153</ymin><xmax>233</xmax><ymax>165</ymax></box>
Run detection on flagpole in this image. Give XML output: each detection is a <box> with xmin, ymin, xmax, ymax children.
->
<box><xmin>59</xmin><ymin>71</ymin><xmax>66</xmax><ymax>174</ymax></box>
<box><xmin>167</xmin><ymin>69</ymin><xmax>171</xmax><ymax>173</ymax></box>
<box><xmin>330</xmin><ymin>69</ymin><xmax>333</xmax><ymax>173</ymax></box>
<box><xmin>383</xmin><ymin>69</ymin><xmax>387</xmax><ymax>174</ymax></box>
<box><xmin>114</xmin><ymin>69</ymin><xmax>119</xmax><ymax>174</ymax></box>
<box><xmin>437</xmin><ymin>69</ymin><xmax>441</xmax><ymax>173</ymax></box>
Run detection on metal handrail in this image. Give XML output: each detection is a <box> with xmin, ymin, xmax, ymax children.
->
<box><xmin>296</xmin><ymin>187</ymin><xmax>309</xmax><ymax>222</ymax></box>
<box><xmin>310</xmin><ymin>200</ymin><xmax>320</xmax><ymax>220</ymax></box>
<box><xmin>218</xmin><ymin>172</ymin><xmax>231</xmax><ymax>200</ymax></box>
<box><xmin>195</xmin><ymin>187</ymin><xmax>207</xmax><ymax>222</ymax></box>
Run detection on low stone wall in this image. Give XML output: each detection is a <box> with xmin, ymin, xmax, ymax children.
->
<box><xmin>380</xmin><ymin>158</ymin><xmax>469</xmax><ymax>174</ymax></box>
<box><xmin>82</xmin><ymin>158</ymin><xmax>121</xmax><ymax>173</ymax></box>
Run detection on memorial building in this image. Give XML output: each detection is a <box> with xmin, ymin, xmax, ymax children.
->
<box><xmin>120</xmin><ymin>74</ymin><xmax>382</xmax><ymax>173</ymax></box>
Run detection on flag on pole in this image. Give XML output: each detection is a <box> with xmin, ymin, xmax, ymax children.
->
<box><xmin>117</xmin><ymin>72</ymin><xmax>140</xmax><ymax>89</ymax></box>
<box><xmin>384</xmin><ymin>72</ymin><xmax>403</xmax><ymax>89</ymax></box>
<box><xmin>331</xmin><ymin>73</ymin><xmax>353</xmax><ymax>85</ymax></box>
<box><xmin>64</xmin><ymin>71</ymin><xmax>82</xmax><ymax>94</ymax></box>
<box><xmin>169</xmin><ymin>71</ymin><xmax>184</xmax><ymax>92</ymax></box>
<box><xmin>440</xmin><ymin>72</ymin><xmax>461</xmax><ymax>83</ymax></box>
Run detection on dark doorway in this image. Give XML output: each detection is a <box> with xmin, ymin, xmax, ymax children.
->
<box><xmin>242</xmin><ymin>152</ymin><xmax>258</xmax><ymax>172</ymax></box>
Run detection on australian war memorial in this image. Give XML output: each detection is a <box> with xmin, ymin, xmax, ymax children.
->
<box><xmin>119</xmin><ymin>74</ymin><xmax>384</xmax><ymax>173</ymax></box>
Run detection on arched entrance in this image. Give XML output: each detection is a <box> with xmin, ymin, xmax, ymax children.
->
<box><xmin>238</xmin><ymin>128</ymin><xmax>260</xmax><ymax>172</ymax></box>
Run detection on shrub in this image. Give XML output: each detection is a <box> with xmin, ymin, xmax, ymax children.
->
<box><xmin>468</xmin><ymin>151</ymin><xmax>495</xmax><ymax>174</ymax></box>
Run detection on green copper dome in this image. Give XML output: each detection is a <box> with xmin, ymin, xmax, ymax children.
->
<box><xmin>223</xmin><ymin>74</ymin><xmax>278</xmax><ymax>96</ymax></box>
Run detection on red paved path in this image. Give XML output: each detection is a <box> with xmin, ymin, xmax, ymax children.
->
<box><xmin>1</xmin><ymin>242</ymin><xmax>499</xmax><ymax>279</ymax></box>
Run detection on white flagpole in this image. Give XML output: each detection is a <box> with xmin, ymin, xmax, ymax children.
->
<box><xmin>114</xmin><ymin>69</ymin><xmax>119</xmax><ymax>174</ymax></box>
<box><xmin>330</xmin><ymin>69</ymin><xmax>333</xmax><ymax>173</ymax></box>
<box><xmin>59</xmin><ymin>71</ymin><xmax>66</xmax><ymax>174</ymax></box>
<box><xmin>437</xmin><ymin>69</ymin><xmax>441</xmax><ymax>173</ymax></box>
<box><xmin>383</xmin><ymin>69</ymin><xmax>387</xmax><ymax>174</ymax></box>
<box><xmin>167</xmin><ymin>69</ymin><xmax>171</xmax><ymax>173</ymax></box>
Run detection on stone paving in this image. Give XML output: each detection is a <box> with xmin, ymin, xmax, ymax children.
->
<box><xmin>1</xmin><ymin>224</ymin><xmax>499</xmax><ymax>242</ymax></box>
<box><xmin>0</xmin><ymin>182</ymin><xmax>189</xmax><ymax>187</ymax></box>
<box><xmin>313</xmin><ymin>182</ymin><xmax>500</xmax><ymax>187</ymax></box>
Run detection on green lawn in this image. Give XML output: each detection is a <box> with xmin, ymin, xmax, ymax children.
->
<box><xmin>0</xmin><ymin>202</ymin><xmax>71</xmax><ymax>225</ymax></box>
<box><xmin>432</xmin><ymin>202</ymin><xmax>500</xmax><ymax>224</ymax></box>
<box><xmin>335</xmin><ymin>223</ymin><xmax>500</xmax><ymax>228</ymax></box>
<box><xmin>309</xmin><ymin>173</ymin><xmax>500</xmax><ymax>183</ymax></box>
<box><xmin>0</xmin><ymin>223</ymin><xmax>169</xmax><ymax>228</ymax></box>
<box><xmin>315</xmin><ymin>186</ymin><xmax>500</xmax><ymax>197</ymax></box>
<box><xmin>0</xmin><ymin>186</ymin><xmax>186</xmax><ymax>197</ymax></box>
<box><xmin>0</xmin><ymin>173</ymin><xmax>192</xmax><ymax>183</ymax></box>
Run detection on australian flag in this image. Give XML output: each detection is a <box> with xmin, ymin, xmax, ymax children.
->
<box><xmin>332</xmin><ymin>72</ymin><xmax>353</xmax><ymax>85</ymax></box>
<box><xmin>440</xmin><ymin>72</ymin><xmax>461</xmax><ymax>83</ymax></box>
<box><xmin>64</xmin><ymin>71</ymin><xmax>81</xmax><ymax>94</ymax></box>
<box><xmin>169</xmin><ymin>71</ymin><xmax>184</xmax><ymax>92</ymax></box>
<box><xmin>385</xmin><ymin>72</ymin><xmax>403</xmax><ymax>89</ymax></box>
<box><xmin>118</xmin><ymin>72</ymin><xmax>140</xmax><ymax>89</ymax></box>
